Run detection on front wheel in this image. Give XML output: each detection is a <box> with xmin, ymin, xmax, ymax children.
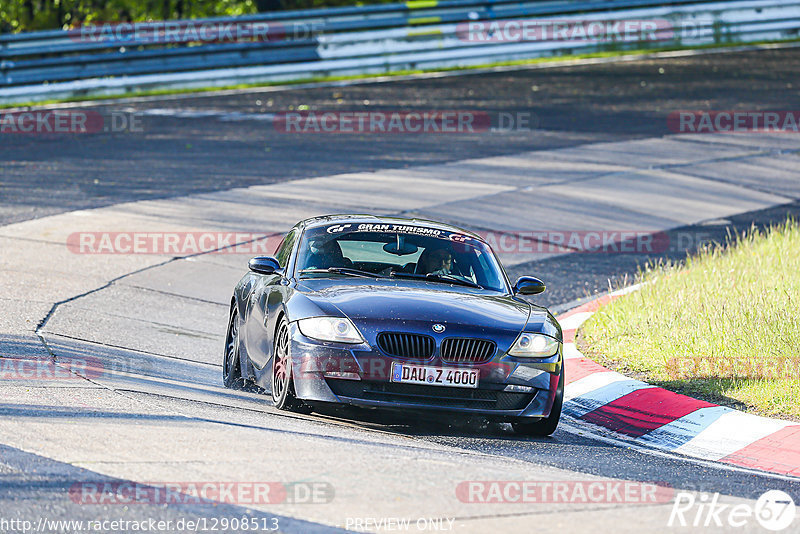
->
<box><xmin>223</xmin><ymin>307</ymin><xmax>244</xmax><ymax>389</ymax></box>
<box><xmin>271</xmin><ymin>316</ymin><xmax>311</xmax><ymax>413</ymax></box>
<box><xmin>512</xmin><ymin>365</ymin><xmax>564</xmax><ymax>437</ymax></box>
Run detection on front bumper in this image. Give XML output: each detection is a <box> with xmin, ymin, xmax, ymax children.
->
<box><xmin>288</xmin><ymin>324</ymin><xmax>562</xmax><ymax>419</ymax></box>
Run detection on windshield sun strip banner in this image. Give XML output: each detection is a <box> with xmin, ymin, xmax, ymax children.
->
<box><xmin>323</xmin><ymin>223</ymin><xmax>476</xmax><ymax>244</ymax></box>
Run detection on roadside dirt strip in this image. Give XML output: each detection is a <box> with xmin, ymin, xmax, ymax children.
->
<box><xmin>559</xmin><ymin>289</ymin><xmax>800</xmax><ymax>478</ymax></box>
<box><xmin>1</xmin><ymin>130</ymin><xmax>798</xmax><ymax>530</ymax></box>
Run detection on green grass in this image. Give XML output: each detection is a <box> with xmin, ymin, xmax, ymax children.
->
<box><xmin>578</xmin><ymin>221</ymin><xmax>800</xmax><ymax>420</ymax></box>
<box><xmin>3</xmin><ymin>38</ymin><xmax>799</xmax><ymax>109</ymax></box>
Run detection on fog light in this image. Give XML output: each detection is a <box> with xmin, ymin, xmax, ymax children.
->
<box><xmin>503</xmin><ymin>384</ymin><xmax>535</xmax><ymax>393</ymax></box>
<box><xmin>323</xmin><ymin>371</ymin><xmax>361</xmax><ymax>381</ymax></box>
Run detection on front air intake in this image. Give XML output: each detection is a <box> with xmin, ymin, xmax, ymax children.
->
<box><xmin>440</xmin><ymin>338</ymin><xmax>496</xmax><ymax>364</ymax></box>
<box><xmin>377</xmin><ymin>332</ymin><xmax>435</xmax><ymax>360</ymax></box>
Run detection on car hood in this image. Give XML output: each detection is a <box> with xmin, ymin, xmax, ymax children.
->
<box><xmin>294</xmin><ymin>278</ymin><xmax>536</xmax><ymax>337</ymax></box>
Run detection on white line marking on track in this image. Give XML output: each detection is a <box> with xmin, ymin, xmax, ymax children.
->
<box><xmin>562</xmin><ymin>342</ymin><xmax>583</xmax><ymax>360</ymax></box>
<box><xmin>674</xmin><ymin>410</ymin><xmax>796</xmax><ymax>461</ymax></box>
<box><xmin>559</xmin><ymin>312</ymin><xmax>595</xmax><ymax>331</ymax></box>
<box><xmin>564</xmin><ymin>371</ymin><xmax>633</xmax><ymax>402</ymax></box>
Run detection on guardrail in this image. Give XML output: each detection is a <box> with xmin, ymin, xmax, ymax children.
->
<box><xmin>1</xmin><ymin>0</ymin><xmax>798</xmax><ymax>104</ymax></box>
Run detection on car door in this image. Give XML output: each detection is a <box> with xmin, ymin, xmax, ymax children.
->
<box><xmin>243</xmin><ymin>228</ymin><xmax>298</xmax><ymax>370</ymax></box>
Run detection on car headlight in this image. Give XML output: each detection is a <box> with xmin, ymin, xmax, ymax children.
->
<box><xmin>508</xmin><ymin>333</ymin><xmax>559</xmax><ymax>358</ymax></box>
<box><xmin>296</xmin><ymin>317</ymin><xmax>364</xmax><ymax>344</ymax></box>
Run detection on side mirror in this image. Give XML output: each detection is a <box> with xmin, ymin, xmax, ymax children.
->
<box><xmin>514</xmin><ymin>276</ymin><xmax>546</xmax><ymax>295</ymax></box>
<box><xmin>249</xmin><ymin>256</ymin><xmax>281</xmax><ymax>275</ymax></box>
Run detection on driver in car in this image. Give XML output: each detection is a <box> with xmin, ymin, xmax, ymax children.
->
<box><xmin>305</xmin><ymin>239</ymin><xmax>352</xmax><ymax>270</ymax></box>
<box><xmin>419</xmin><ymin>249</ymin><xmax>452</xmax><ymax>276</ymax></box>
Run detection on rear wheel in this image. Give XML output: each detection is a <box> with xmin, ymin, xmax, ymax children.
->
<box><xmin>512</xmin><ymin>365</ymin><xmax>564</xmax><ymax>437</ymax></box>
<box><xmin>223</xmin><ymin>307</ymin><xmax>244</xmax><ymax>389</ymax></box>
<box><xmin>271</xmin><ymin>316</ymin><xmax>311</xmax><ymax>413</ymax></box>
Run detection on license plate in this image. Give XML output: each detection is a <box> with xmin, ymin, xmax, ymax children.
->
<box><xmin>390</xmin><ymin>362</ymin><xmax>479</xmax><ymax>389</ymax></box>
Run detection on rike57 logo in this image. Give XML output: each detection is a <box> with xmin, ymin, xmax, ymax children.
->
<box><xmin>669</xmin><ymin>490</ymin><xmax>796</xmax><ymax>531</ymax></box>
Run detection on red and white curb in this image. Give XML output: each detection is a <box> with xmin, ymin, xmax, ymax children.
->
<box><xmin>555</xmin><ymin>287</ymin><xmax>800</xmax><ymax>478</ymax></box>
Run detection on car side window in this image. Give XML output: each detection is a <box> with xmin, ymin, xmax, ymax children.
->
<box><xmin>275</xmin><ymin>229</ymin><xmax>298</xmax><ymax>268</ymax></box>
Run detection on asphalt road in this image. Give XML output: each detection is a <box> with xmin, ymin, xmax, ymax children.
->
<box><xmin>2</xmin><ymin>45</ymin><xmax>798</xmax><ymax>227</ymax></box>
<box><xmin>1</xmin><ymin>46</ymin><xmax>800</xmax><ymax>533</ymax></box>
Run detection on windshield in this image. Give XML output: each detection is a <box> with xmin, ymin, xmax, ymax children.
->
<box><xmin>295</xmin><ymin>223</ymin><xmax>508</xmax><ymax>292</ymax></box>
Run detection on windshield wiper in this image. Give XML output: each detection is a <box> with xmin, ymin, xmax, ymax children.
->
<box><xmin>299</xmin><ymin>267</ymin><xmax>386</xmax><ymax>278</ymax></box>
<box><xmin>390</xmin><ymin>271</ymin><xmax>483</xmax><ymax>289</ymax></box>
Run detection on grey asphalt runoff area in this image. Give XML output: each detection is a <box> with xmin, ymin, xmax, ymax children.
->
<box><xmin>1</xmin><ymin>46</ymin><xmax>800</xmax><ymax>533</ymax></box>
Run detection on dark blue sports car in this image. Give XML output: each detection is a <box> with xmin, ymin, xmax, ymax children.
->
<box><xmin>223</xmin><ymin>215</ymin><xmax>563</xmax><ymax>436</ymax></box>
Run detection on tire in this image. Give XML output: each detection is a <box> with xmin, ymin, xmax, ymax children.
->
<box><xmin>271</xmin><ymin>316</ymin><xmax>311</xmax><ymax>413</ymax></box>
<box><xmin>512</xmin><ymin>364</ymin><xmax>564</xmax><ymax>437</ymax></box>
<box><xmin>223</xmin><ymin>307</ymin><xmax>244</xmax><ymax>389</ymax></box>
